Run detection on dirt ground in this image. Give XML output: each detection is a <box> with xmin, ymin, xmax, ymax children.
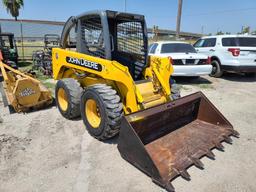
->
<box><xmin>0</xmin><ymin>74</ymin><xmax>256</xmax><ymax>192</ymax></box>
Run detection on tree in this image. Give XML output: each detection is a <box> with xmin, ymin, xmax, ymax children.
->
<box><xmin>242</xmin><ymin>26</ymin><xmax>250</xmax><ymax>34</ymax></box>
<box><xmin>216</xmin><ymin>31</ymin><xmax>224</xmax><ymax>35</ymax></box>
<box><xmin>2</xmin><ymin>0</ymin><xmax>24</xmax><ymax>20</ymax></box>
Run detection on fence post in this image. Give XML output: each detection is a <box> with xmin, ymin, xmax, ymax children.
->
<box><xmin>20</xmin><ymin>21</ymin><xmax>25</xmax><ymax>61</ymax></box>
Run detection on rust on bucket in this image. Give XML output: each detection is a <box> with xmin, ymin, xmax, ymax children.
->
<box><xmin>118</xmin><ymin>92</ymin><xmax>239</xmax><ymax>191</ymax></box>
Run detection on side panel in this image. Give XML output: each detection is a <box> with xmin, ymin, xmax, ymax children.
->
<box><xmin>145</xmin><ymin>56</ymin><xmax>173</xmax><ymax>97</ymax></box>
<box><xmin>52</xmin><ymin>48</ymin><xmax>139</xmax><ymax>113</ymax></box>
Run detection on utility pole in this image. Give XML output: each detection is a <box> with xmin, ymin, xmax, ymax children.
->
<box><xmin>124</xmin><ymin>0</ymin><xmax>127</xmax><ymax>12</ymax></box>
<box><xmin>201</xmin><ymin>25</ymin><xmax>204</xmax><ymax>35</ymax></box>
<box><xmin>176</xmin><ymin>0</ymin><xmax>183</xmax><ymax>39</ymax></box>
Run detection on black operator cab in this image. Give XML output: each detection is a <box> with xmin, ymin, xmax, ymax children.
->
<box><xmin>60</xmin><ymin>10</ymin><xmax>148</xmax><ymax>80</ymax></box>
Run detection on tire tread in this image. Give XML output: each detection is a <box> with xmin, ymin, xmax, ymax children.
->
<box><xmin>56</xmin><ymin>78</ymin><xmax>83</xmax><ymax>119</ymax></box>
<box><xmin>85</xmin><ymin>84</ymin><xmax>123</xmax><ymax>140</ymax></box>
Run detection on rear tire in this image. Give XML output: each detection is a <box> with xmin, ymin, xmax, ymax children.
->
<box><xmin>55</xmin><ymin>78</ymin><xmax>83</xmax><ymax>119</ymax></box>
<box><xmin>210</xmin><ymin>60</ymin><xmax>223</xmax><ymax>78</ymax></box>
<box><xmin>245</xmin><ymin>72</ymin><xmax>256</xmax><ymax>77</ymax></box>
<box><xmin>190</xmin><ymin>76</ymin><xmax>200</xmax><ymax>79</ymax></box>
<box><xmin>80</xmin><ymin>84</ymin><xmax>123</xmax><ymax>140</ymax></box>
<box><xmin>170</xmin><ymin>78</ymin><xmax>181</xmax><ymax>100</ymax></box>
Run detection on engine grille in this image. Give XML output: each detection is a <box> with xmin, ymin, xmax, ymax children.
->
<box><xmin>186</xmin><ymin>59</ymin><xmax>195</xmax><ymax>64</ymax></box>
<box><xmin>173</xmin><ymin>60</ymin><xmax>184</xmax><ymax>65</ymax></box>
<box><xmin>173</xmin><ymin>59</ymin><xmax>207</xmax><ymax>65</ymax></box>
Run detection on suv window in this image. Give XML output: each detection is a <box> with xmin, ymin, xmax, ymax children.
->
<box><xmin>161</xmin><ymin>43</ymin><xmax>196</xmax><ymax>53</ymax></box>
<box><xmin>148</xmin><ymin>44</ymin><xmax>154</xmax><ymax>52</ymax></box>
<box><xmin>194</xmin><ymin>38</ymin><xmax>216</xmax><ymax>47</ymax></box>
<box><xmin>203</xmin><ymin>38</ymin><xmax>216</xmax><ymax>47</ymax></box>
<box><xmin>194</xmin><ymin>39</ymin><xmax>204</xmax><ymax>47</ymax></box>
<box><xmin>222</xmin><ymin>37</ymin><xmax>256</xmax><ymax>47</ymax></box>
<box><xmin>149</xmin><ymin>43</ymin><xmax>158</xmax><ymax>54</ymax></box>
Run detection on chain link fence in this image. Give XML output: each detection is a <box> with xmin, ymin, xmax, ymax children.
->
<box><xmin>0</xmin><ymin>19</ymin><xmax>65</xmax><ymax>61</ymax></box>
<box><xmin>0</xmin><ymin>19</ymin><xmax>201</xmax><ymax>62</ymax></box>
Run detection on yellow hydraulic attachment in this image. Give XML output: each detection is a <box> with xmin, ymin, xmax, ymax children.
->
<box><xmin>0</xmin><ymin>61</ymin><xmax>53</xmax><ymax>112</ymax></box>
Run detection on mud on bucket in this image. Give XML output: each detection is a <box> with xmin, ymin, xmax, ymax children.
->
<box><xmin>117</xmin><ymin>91</ymin><xmax>239</xmax><ymax>192</ymax></box>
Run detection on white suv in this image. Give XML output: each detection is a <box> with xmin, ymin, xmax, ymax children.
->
<box><xmin>194</xmin><ymin>35</ymin><xmax>256</xmax><ymax>77</ymax></box>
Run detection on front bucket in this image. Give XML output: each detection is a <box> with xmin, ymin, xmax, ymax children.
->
<box><xmin>117</xmin><ymin>92</ymin><xmax>239</xmax><ymax>191</ymax></box>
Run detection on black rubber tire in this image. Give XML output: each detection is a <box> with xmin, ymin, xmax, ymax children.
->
<box><xmin>190</xmin><ymin>76</ymin><xmax>200</xmax><ymax>79</ymax></box>
<box><xmin>170</xmin><ymin>78</ymin><xmax>181</xmax><ymax>100</ymax></box>
<box><xmin>245</xmin><ymin>72</ymin><xmax>256</xmax><ymax>77</ymax></box>
<box><xmin>80</xmin><ymin>84</ymin><xmax>123</xmax><ymax>140</ymax></box>
<box><xmin>55</xmin><ymin>78</ymin><xmax>83</xmax><ymax>119</ymax></box>
<box><xmin>210</xmin><ymin>60</ymin><xmax>223</xmax><ymax>78</ymax></box>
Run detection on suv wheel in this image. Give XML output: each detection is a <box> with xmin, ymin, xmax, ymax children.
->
<box><xmin>210</xmin><ymin>60</ymin><xmax>223</xmax><ymax>78</ymax></box>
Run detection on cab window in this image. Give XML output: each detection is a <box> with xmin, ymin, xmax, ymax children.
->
<box><xmin>194</xmin><ymin>39</ymin><xmax>204</xmax><ymax>47</ymax></box>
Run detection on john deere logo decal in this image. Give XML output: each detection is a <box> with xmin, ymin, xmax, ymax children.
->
<box><xmin>66</xmin><ymin>57</ymin><xmax>102</xmax><ymax>71</ymax></box>
<box><xmin>19</xmin><ymin>88</ymin><xmax>36</xmax><ymax>97</ymax></box>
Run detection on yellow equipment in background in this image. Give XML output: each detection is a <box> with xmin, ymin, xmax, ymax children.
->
<box><xmin>0</xmin><ymin>61</ymin><xmax>53</xmax><ymax>113</ymax></box>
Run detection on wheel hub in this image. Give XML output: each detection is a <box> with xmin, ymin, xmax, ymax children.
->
<box><xmin>85</xmin><ymin>99</ymin><xmax>101</xmax><ymax>128</ymax></box>
<box><xmin>58</xmin><ymin>88</ymin><xmax>68</xmax><ymax>111</ymax></box>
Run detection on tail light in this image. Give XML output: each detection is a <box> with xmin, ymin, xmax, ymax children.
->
<box><xmin>228</xmin><ymin>48</ymin><xmax>240</xmax><ymax>57</ymax></box>
<box><xmin>169</xmin><ymin>57</ymin><xmax>174</xmax><ymax>64</ymax></box>
<box><xmin>206</xmin><ymin>56</ymin><xmax>211</xmax><ymax>64</ymax></box>
<box><xmin>202</xmin><ymin>57</ymin><xmax>211</xmax><ymax>64</ymax></box>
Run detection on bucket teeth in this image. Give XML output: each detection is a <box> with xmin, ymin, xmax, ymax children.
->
<box><xmin>180</xmin><ymin>170</ymin><xmax>190</xmax><ymax>181</ymax></box>
<box><xmin>215</xmin><ymin>142</ymin><xmax>224</xmax><ymax>151</ymax></box>
<box><xmin>205</xmin><ymin>150</ymin><xmax>215</xmax><ymax>159</ymax></box>
<box><xmin>223</xmin><ymin>135</ymin><xmax>232</xmax><ymax>144</ymax></box>
<box><xmin>172</xmin><ymin>168</ymin><xmax>180</xmax><ymax>176</ymax></box>
<box><xmin>166</xmin><ymin>182</ymin><xmax>175</xmax><ymax>192</ymax></box>
<box><xmin>232</xmin><ymin>130</ymin><xmax>240</xmax><ymax>138</ymax></box>
<box><xmin>190</xmin><ymin>157</ymin><xmax>204</xmax><ymax>169</ymax></box>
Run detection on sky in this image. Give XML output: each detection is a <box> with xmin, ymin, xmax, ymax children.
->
<box><xmin>0</xmin><ymin>0</ymin><xmax>256</xmax><ymax>34</ymax></box>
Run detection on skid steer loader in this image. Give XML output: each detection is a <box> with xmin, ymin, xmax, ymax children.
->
<box><xmin>52</xmin><ymin>10</ymin><xmax>239</xmax><ymax>191</ymax></box>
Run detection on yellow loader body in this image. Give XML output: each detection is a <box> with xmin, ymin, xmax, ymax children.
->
<box><xmin>52</xmin><ymin>48</ymin><xmax>173</xmax><ymax>114</ymax></box>
<box><xmin>52</xmin><ymin>10</ymin><xmax>239</xmax><ymax>192</ymax></box>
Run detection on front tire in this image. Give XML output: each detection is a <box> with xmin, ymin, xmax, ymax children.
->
<box><xmin>210</xmin><ymin>60</ymin><xmax>223</xmax><ymax>78</ymax></box>
<box><xmin>80</xmin><ymin>84</ymin><xmax>123</xmax><ymax>140</ymax></box>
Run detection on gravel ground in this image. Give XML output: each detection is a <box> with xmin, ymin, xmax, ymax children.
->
<box><xmin>0</xmin><ymin>73</ymin><xmax>255</xmax><ymax>192</ymax></box>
